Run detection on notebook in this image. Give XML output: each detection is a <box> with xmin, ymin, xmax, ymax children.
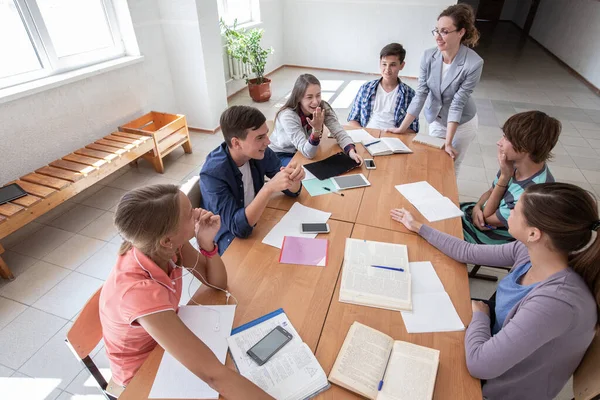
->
<box><xmin>262</xmin><ymin>203</ymin><xmax>331</xmax><ymax>248</ymax></box>
<box><xmin>412</xmin><ymin>134</ymin><xmax>446</xmax><ymax>149</ymax></box>
<box><xmin>279</xmin><ymin>236</ymin><xmax>328</xmax><ymax>266</ymax></box>
<box><xmin>328</xmin><ymin>322</ymin><xmax>440</xmax><ymax>400</ymax></box>
<box><xmin>149</xmin><ymin>305</ymin><xmax>236</xmax><ymax>399</ymax></box>
<box><xmin>395</xmin><ymin>181</ymin><xmax>464</xmax><ymax>222</ymax></box>
<box><xmin>362</xmin><ymin>138</ymin><xmax>413</xmax><ymax>156</ymax></box>
<box><xmin>400</xmin><ymin>262</ymin><xmax>464</xmax><ymax>333</ymax></box>
<box><xmin>227</xmin><ymin>309</ymin><xmax>329</xmax><ymax>400</ymax></box>
<box><xmin>304</xmin><ymin>152</ymin><xmax>360</xmax><ymax>180</ymax></box>
<box><xmin>339</xmin><ymin>238</ymin><xmax>412</xmax><ymax>311</ymax></box>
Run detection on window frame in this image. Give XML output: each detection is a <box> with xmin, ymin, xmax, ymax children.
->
<box><xmin>218</xmin><ymin>0</ymin><xmax>261</xmax><ymax>27</ymax></box>
<box><xmin>0</xmin><ymin>0</ymin><xmax>125</xmax><ymax>90</ymax></box>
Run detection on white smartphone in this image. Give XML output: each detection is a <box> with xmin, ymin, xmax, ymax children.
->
<box><xmin>365</xmin><ymin>159</ymin><xmax>376</xmax><ymax>170</ymax></box>
<box><xmin>301</xmin><ymin>223</ymin><xmax>330</xmax><ymax>234</ymax></box>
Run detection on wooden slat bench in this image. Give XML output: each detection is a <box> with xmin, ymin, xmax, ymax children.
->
<box><xmin>0</xmin><ymin>131</ymin><xmax>155</xmax><ymax>280</ymax></box>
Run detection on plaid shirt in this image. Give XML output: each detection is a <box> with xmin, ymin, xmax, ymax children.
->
<box><xmin>348</xmin><ymin>78</ymin><xmax>419</xmax><ymax>131</ymax></box>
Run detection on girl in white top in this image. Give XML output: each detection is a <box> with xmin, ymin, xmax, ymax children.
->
<box><xmin>269</xmin><ymin>74</ymin><xmax>363</xmax><ymax>167</ymax></box>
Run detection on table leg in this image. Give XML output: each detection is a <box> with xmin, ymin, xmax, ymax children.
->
<box><xmin>0</xmin><ymin>244</ymin><xmax>15</xmax><ymax>280</ymax></box>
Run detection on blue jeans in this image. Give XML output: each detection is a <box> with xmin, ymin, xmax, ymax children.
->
<box><xmin>275</xmin><ymin>152</ymin><xmax>296</xmax><ymax>167</ymax></box>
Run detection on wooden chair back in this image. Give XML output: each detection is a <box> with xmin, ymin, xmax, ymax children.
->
<box><xmin>574</xmin><ymin>330</ymin><xmax>600</xmax><ymax>400</ymax></box>
<box><xmin>65</xmin><ymin>287</ymin><xmax>120</xmax><ymax>399</ymax></box>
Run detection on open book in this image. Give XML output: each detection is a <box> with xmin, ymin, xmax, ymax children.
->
<box><xmin>227</xmin><ymin>309</ymin><xmax>329</xmax><ymax>400</ymax></box>
<box><xmin>329</xmin><ymin>322</ymin><xmax>440</xmax><ymax>400</ymax></box>
<box><xmin>362</xmin><ymin>138</ymin><xmax>413</xmax><ymax>156</ymax></box>
<box><xmin>339</xmin><ymin>238</ymin><xmax>412</xmax><ymax>311</ymax></box>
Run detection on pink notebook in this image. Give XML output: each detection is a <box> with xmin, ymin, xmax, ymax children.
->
<box><xmin>279</xmin><ymin>236</ymin><xmax>329</xmax><ymax>267</ymax></box>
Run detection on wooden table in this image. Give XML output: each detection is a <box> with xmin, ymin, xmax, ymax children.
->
<box><xmin>120</xmin><ymin>208</ymin><xmax>354</xmax><ymax>400</ymax></box>
<box><xmin>313</xmin><ymin>224</ymin><xmax>480</xmax><ymax>399</ymax></box>
<box><xmin>356</xmin><ymin>132</ymin><xmax>463</xmax><ymax>237</ymax></box>
<box><xmin>267</xmin><ymin>128</ymin><xmax>380</xmax><ymax>223</ymax></box>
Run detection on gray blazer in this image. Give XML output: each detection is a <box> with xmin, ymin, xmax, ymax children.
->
<box><xmin>407</xmin><ymin>44</ymin><xmax>483</xmax><ymax>126</ymax></box>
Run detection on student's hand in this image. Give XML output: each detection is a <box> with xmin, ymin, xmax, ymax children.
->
<box><xmin>266</xmin><ymin>169</ymin><xmax>293</xmax><ymax>193</ymax></box>
<box><xmin>284</xmin><ymin>162</ymin><xmax>305</xmax><ymax>182</ymax></box>
<box><xmin>472</xmin><ymin>206</ymin><xmax>490</xmax><ymax>231</ymax></box>
<box><xmin>194</xmin><ymin>208</ymin><xmax>221</xmax><ymax>250</ymax></box>
<box><xmin>348</xmin><ymin>149</ymin><xmax>363</xmax><ymax>165</ymax></box>
<box><xmin>498</xmin><ymin>148</ymin><xmax>515</xmax><ymax>180</ymax></box>
<box><xmin>444</xmin><ymin>143</ymin><xmax>458</xmax><ymax>160</ymax></box>
<box><xmin>307</xmin><ymin>106</ymin><xmax>325</xmax><ymax>132</ymax></box>
<box><xmin>384</xmin><ymin>127</ymin><xmax>403</xmax><ymax>134</ymax></box>
<box><xmin>390</xmin><ymin>208</ymin><xmax>423</xmax><ymax>233</ymax></box>
<box><xmin>472</xmin><ymin>300</ymin><xmax>490</xmax><ymax>316</ymax></box>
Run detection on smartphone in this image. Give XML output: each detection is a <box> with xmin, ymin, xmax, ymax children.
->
<box><xmin>246</xmin><ymin>326</ymin><xmax>293</xmax><ymax>366</ymax></box>
<box><xmin>0</xmin><ymin>183</ymin><xmax>27</xmax><ymax>205</ymax></box>
<box><xmin>365</xmin><ymin>159</ymin><xmax>376</xmax><ymax>170</ymax></box>
<box><xmin>301</xmin><ymin>223</ymin><xmax>330</xmax><ymax>234</ymax></box>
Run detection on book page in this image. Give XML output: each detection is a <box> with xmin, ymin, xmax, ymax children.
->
<box><xmin>377</xmin><ymin>341</ymin><xmax>440</xmax><ymax>400</ymax></box>
<box><xmin>340</xmin><ymin>239</ymin><xmax>411</xmax><ymax>310</ymax></box>
<box><xmin>414</xmin><ymin>197</ymin><xmax>463</xmax><ymax>222</ymax></box>
<box><xmin>412</xmin><ymin>134</ymin><xmax>445</xmax><ymax>149</ymax></box>
<box><xmin>348</xmin><ymin>129</ymin><xmax>376</xmax><ymax>143</ymax></box>
<box><xmin>395</xmin><ymin>181</ymin><xmax>443</xmax><ymax>204</ymax></box>
<box><xmin>362</xmin><ymin>139</ymin><xmax>392</xmax><ymax>156</ymax></box>
<box><xmin>381</xmin><ymin>138</ymin><xmax>412</xmax><ymax>154</ymax></box>
<box><xmin>329</xmin><ymin>322</ymin><xmax>394</xmax><ymax>400</ymax></box>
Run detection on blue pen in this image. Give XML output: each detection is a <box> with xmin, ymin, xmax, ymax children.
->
<box><xmin>364</xmin><ymin>140</ymin><xmax>381</xmax><ymax>148</ymax></box>
<box><xmin>371</xmin><ymin>265</ymin><xmax>404</xmax><ymax>272</ymax></box>
<box><xmin>484</xmin><ymin>224</ymin><xmax>497</xmax><ymax>230</ymax></box>
<box><xmin>378</xmin><ymin>351</ymin><xmax>393</xmax><ymax>391</ymax></box>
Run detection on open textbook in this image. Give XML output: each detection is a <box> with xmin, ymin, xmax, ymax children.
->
<box><xmin>362</xmin><ymin>137</ymin><xmax>413</xmax><ymax>156</ymax></box>
<box><xmin>329</xmin><ymin>322</ymin><xmax>440</xmax><ymax>400</ymax></box>
<box><xmin>395</xmin><ymin>181</ymin><xmax>463</xmax><ymax>222</ymax></box>
<box><xmin>339</xmin><ymin>238</ymin><xmax>412</xmax><ymax>311</ymax></box>
<box><xmin>227</xmin><ymin>309</ymin><xmax>329</xmax><ymax>400</ymax></box>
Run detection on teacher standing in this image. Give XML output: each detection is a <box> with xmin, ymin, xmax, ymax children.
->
<box><xmin>389</xmin><ymin>4</ymin><xmax>483</xmax><ymax>175</ymax></box>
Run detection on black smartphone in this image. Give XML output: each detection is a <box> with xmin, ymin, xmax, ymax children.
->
<box><xmin>246</xmin><ymin>326</ymin><xmax>293</xmax><ymax>366</ymax></box>
<box><xmin>0</xmin><ymin>183</ymin><xmax>27</xmax><ymax>205</ymax></box>
<box><xmin>300</xmin><ymin>223</ymin><xmax>330</xmax><ymax>234</ymax></box>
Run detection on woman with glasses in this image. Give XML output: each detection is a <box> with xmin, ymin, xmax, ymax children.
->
<box><xmin>387</xmin><ymin>3</ymin><xmax>483</xmax><ymax>175</ymax></box>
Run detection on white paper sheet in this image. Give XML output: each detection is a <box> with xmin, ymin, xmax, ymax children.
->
<box><xmin>347</xmin><ymin>129</ymin><xmax>376</xmax><ymax>143</ymax></box>
<box><xmin>302</xmin><ymin>167</ymin><xmax>317</xmax><ymax>181</ymax></box>
<box><xmin>395</xmin><ymin>181</ymin><xmax>442</xmax><ymax>204</ymax></box>
<box><xmin>149</xmin><ymin>305</ymin><xmax>236</xmax><ymax>399</ymax></box>
<box><xmin>395</xmin><ymin>182</ymin><xmax>463</xmax><ymax>222</ymax></box>
<box><xmin>400</xmin><ymin>262</ymin><xmax>464</xmax><ymax>334</ymax></box>
<box><xmin>262</xmin><ymin>203</ymin><xmax>331</xmax><ymax>248</ymax></box>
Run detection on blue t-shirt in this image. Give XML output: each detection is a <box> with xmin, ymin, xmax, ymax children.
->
<box><xmin>493</xmin><ymin>262</ymin><xmax>538</xmax><ymax>334</ymax></box>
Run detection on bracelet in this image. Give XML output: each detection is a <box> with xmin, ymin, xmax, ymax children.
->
<box><xmin>200</xmin><ymin>242</ymin><xmax>219</xmax><ymax>258</ymax></box>
<box><xmin>496</xmin><ymin>182</ymin><xmax>508</xmax><ymax>188</ymax></box>
<box><xmin>313</xmin><ymin>129</ymin><xmax>322</xmax><ymax>134</ymax></box>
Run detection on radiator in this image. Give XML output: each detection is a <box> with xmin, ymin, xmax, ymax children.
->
<box><xmin>227</xmin><ymin>53</ymin><xmax>251</xmax><ymax>80</ymax></box>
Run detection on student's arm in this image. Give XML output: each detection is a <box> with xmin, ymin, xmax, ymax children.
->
<box><xmin>347</xmin><ymin>120</ymin><xmax>362</xmax><ymax>128</ymax></box>
<box><xmin>465</xmin><ymin>295</ymin><xmax>573</xmax><ymax>380</ymax></box>
<box><xmin>263</xmin><ymin>148</ymin><xmax>302</xmax><ymax>197</ymax></box>
<box><xmin>470</xmin><ymin>188</ymin><xmax>492</xmax><ymax>230</ymax></box>
<box><xmin>483</xmin><ymin>154</ymin><xmax>514</xmax><ymax>219</ymax></box>
<box><xmin>200</xmin><ymin>173</ymin><xmax>254</xmax><ymax>239</ymax></box>
<box><xmin>324</xmin><ymin>103</ymin><xmax>354</xmax><ymax>151</ymax></box>
<box><xmin>279</xmin><ymin>110</ymin><xmax>319</xmax><ymax>159</ymax></box>
<box><xmin>138</xmin><ymin>311</ymin><xmax>273</xmax><ymax>400</ymax></box>
<box><xmin>400</xmin><ymin>51</ymin><xmax>432</xmax><ymax>133</ymax></box>
<box><xmin>347</xmin><ymin>85</ymin><xmax>365</xmax><ymax>127</ymax></box>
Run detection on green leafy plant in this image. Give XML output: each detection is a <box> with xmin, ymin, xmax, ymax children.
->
<box><xmin>220</xmin><ymin>19</ymin><xmax>274</xmax><ymax>84</ymax></box>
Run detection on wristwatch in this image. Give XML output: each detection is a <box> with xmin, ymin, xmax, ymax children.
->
<box><xmin>200</xmin><ymin>242</ymin><xmax>219</xmax><ymax>258</ymax></box>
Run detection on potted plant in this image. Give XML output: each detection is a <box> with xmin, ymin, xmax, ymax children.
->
<box><xmin>221</xmin><ymin>19</ymin><xmax>274</xmax><ymax>102</ymax></box>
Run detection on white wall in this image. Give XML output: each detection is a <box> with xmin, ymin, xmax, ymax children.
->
<box><xmin>530</xmin><ymin>0</ymin><xmax>600</xmax><ymax>89</ymax></box>
<box><xmin>281</xmin><ymin>0</ymin><xmax>456</xmax><ymax>78</ymax></box>
<box><xmin>0</xmin><ymin>0</ymin><xmax>178</xmax><ymax>184</ymax></box>
<box><xmin>225</xmin><ymin>0</ymin><xmax>285</xmax><ymax>96</ymax></box>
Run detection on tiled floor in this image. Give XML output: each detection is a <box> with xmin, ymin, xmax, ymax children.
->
<box><xmin>0</xmin><ymin>22</ymin><xmax>597</xmax><ymax>399</ymax></box>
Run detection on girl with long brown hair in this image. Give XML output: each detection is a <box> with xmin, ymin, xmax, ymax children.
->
<box><xmin>391</xmin><ymin>182</ymin><xmax>599</xmax><ymax>400</ymax></box>
<box><xmin>99</xmin><ymin>184</ymin><xmax>271</xmax><ymax>399</ymax></box>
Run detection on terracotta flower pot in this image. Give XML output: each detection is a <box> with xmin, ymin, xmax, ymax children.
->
<box><xmin>248</xmin><ymin>77</ymin><xmax>272</xmax><ymax>103</ymax></box>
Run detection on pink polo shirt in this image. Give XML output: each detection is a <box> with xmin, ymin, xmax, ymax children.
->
<box><xmin>99</xmin><ymin>247</ymin><xmax>182</xmax><ymax>386</ymax></box>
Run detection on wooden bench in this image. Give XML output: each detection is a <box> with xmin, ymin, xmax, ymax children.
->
<box><xmin>0</xmin><ymin>131</ymin><xmax>155</xmax><ymax>280</ymax></box>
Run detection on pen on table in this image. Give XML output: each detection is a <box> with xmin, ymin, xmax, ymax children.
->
<box><xmin>323</xmin><ymin>187</ymin><xmax>344</xmax><ymax>196</ymax></box>
<box><xmin>364</xmin><ymin>140</ymin><xmax>381</xmax><ymax>148</ymax></box>
<box><xmin>370</xmin><ymin>265</ymin><xmax>404</xmax><ymax>272</ymax></box>
<box><xmin>378</xmin><ymin>350</ymin><xmax>393</xmax><ymax>391</ymax></box>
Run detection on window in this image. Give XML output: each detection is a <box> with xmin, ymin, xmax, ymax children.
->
<box><xmin>218</xmin><ymin>0</ymin><xmax>260</xmax><ymax>27</ymax></box>
<box><xmin>0</xmin><ymin>0</ymin><xmax>125</xmax><ymax>90</ymax></box>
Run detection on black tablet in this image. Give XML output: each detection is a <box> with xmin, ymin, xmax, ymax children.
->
<box><xmin>0</xmin><ymin>183</ymin><xmax>27</xmax><ymax>205</ymax></box>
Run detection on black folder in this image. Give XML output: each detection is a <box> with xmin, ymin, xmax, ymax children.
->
<box><xmin>304</xmin><ymin>152</ymin><xmax>359</xmax><ymax>180</ymax></box>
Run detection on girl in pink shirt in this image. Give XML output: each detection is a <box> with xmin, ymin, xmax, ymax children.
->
<box><xmin>99</xmin><ymin>184</ymin><xmax>271</xmax><ymax>399</ymax></box>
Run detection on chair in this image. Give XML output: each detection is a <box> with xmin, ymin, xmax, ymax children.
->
<box><xmin>65</xmin><ymin>288</ymin><xmax>123</xmax><ymax>399</ymax></box>
<box><xmin>573</xmin><ymin>331</ymin><xmax>600</xmax><ymax>400</ymax></box>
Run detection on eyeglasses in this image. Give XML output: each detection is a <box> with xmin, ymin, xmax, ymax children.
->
<box><xmin>431</xmin><ymin>28</ymin><xmax>457</xmax><ymax>37</ymax></box>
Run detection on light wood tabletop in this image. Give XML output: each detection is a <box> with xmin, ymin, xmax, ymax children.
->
<box><xmin>119</xmin><ymin>208</ymin><xmax>354</xmax><ymax>400</ymax></box>
<box><xmin>267</xmin><ymin>128</ymin><xmax>380</xmax><ymax>223</ymax></box>
<box><xmin>313</xmin><ymin>224</ymin><xmax>481</xmax><ymax>399</ymax></box>
<box><xmin>356</xmin><ymin>132</ymin><xmax>463</xmax><ymax>238</ymax></box>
